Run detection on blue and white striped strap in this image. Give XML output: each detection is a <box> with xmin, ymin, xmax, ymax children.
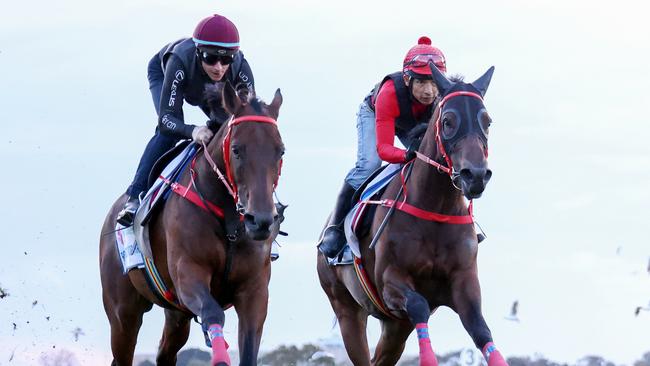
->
<box><xmin>193</xmin><ymin>37</ymin><xmax>239</xmax><ymax>48</ymax></box>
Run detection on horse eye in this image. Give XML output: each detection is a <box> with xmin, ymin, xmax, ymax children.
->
<box><xmin>232</xmin><ymin>146</ymin><xmax>240</xmax><ymax>157</ymax></box>
<box><xmin>477</xmin><ymin>109</ymin><xmax>491</xmax><ymax>136</ymax></box>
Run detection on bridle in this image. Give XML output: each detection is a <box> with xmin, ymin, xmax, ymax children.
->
<box><xmin>201</xmin><ymin>115</ymin><xmax>282</xmax><ymax>213</ymax></box>
<box><xmin>415</xmin><ymin>90</ymin><xmax>485</xmax><ymax>186</ymax></box>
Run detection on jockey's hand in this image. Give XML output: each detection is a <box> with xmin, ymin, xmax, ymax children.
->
<box><xmin>404</xmin><ymin>145</ymin><xmax>417</xmax><ymax>162</ymax></box>
<box><xmin>192</xmin><ymin>126</ymin><xmax>214</xmax><ymax>145</ymax></box>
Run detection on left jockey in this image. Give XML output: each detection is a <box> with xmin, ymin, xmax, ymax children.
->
<box><xmin>116</xmin><ymin>14</ymin><xmax>255</xmax><ymax>226</ymax></box>
<box><xmin>318</xmin><ymin>36</ymin><xmax>447</xmax><ymax>258</ymax></box>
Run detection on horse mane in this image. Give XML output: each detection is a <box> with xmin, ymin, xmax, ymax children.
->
<box><xmin>448</xmin><ymin>74</ymin><xmax>464</xmax><ymax>83</ymax></box>
<box><xmin>204</xmin><ymin>82</ymin><xmax>268</xmax><ymax>116</ymax></box>
<box><xmin>407</xmin><ymin>123</ymin><xmax>429</xmax><ymax>146</ymax></box>
<box><xmin>203</xmin><ymin>83</ymin><xmax>223</xmax><ymax>110</ymax></box>
<box><xmin>248</xmin><ymin>98</ymin><xmax>265</xmax><ymax>114</ymax></box>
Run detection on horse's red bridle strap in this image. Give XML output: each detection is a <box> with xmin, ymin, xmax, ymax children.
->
<box><xmin>375</xmin><ymin>199</ymin><xmax>473</xmax><ymax>224</ymax></box>
<box><xmin>223</xmin><ymin>115</ymin><xmax>280</xmax><ymax>200</ymax></box>
<box><xmin>230</xmin><ymin>115</ymin><xmax>277</xmax><ymax>126</ymax></box>
<box><xmin>415</xmin><ymin>151</ymin><xmax>451</xmax><ymax>174</ymax></box>
<box><xmin>164</xmin><ymin>179</ymin><xmax>225</xmax><ymax>218</ymax></box>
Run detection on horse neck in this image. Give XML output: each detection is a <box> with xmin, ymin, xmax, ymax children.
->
<box><xmin>407</xmin><ymin>124</ymin><xmax>465</xmax><ymax>214</ymax></box>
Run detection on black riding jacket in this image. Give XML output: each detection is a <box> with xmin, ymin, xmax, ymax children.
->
<box><xmin>155</xmin><ymin>38</ymin><xmax>255</xmax><ymax>139</ymax></box>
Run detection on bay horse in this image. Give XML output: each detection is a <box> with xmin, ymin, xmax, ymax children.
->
<box><xmin>100</xmin><ymin>82</ymin><xmax>285</xmax><ymax>366</ymax></box>
<box><xmin>317</xmin><ymin>64</ymin><xmax>508</xmax><ymax>366</ymax></box>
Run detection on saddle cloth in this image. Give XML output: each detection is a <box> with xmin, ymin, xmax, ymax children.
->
<box><xmin>114</xmin><ymin>143</ymin><xmax>197</xmax><ymax>274</ymax></box>
<box><xmin>328</xmin><ymin>163</ymin><xmax>401</xmax><ymax>264</ymax></box>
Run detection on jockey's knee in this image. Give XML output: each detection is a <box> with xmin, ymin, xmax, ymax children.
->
<box><xmin>346</xmin><ymin>156</ymin><xmax>381</xmax><ymax>189</ymax></box>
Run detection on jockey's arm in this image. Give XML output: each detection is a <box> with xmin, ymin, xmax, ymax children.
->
<box><xmin>375</xmin><ymin>82</ymin><xmax>408</xmax><ymax>164</ymax></box>
<box><xmin>157</xmin><ymin>55</ymin><xmax>195</xmax><ymax>139</ymax></box>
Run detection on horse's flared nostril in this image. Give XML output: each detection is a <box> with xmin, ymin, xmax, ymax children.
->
<box><xmin>484</xmin><ymin>169</ymin><xmax>492</xmax><ymax>183</ymax></box>
<box><xmin>460</xmin><ymin>168</ymin><xmax>489</xmax><ymax>184</ymax></box>
<box><xmin>244</xmin><ymin>213</ymin><xmax>256</xmax><ymax>227</ymax></box>
<box><xmin>459</xmin><ymin>168</ymin><xmax>474</xmax><ymax>182</ymax></box>
<box><xmin>244</xmin><ymin>212</ymin><xmax>274</xmax><ymax>233</ymax></box>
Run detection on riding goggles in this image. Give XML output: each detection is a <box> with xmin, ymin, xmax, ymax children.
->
<box><xmin>199</xmin><ymin>51</ymin><xmax>234</xmax><ymax>66</ymax></box>
<box><xmin>405</xmin><ymin>53</ymin><xmax>446</xmax><ymax>70</ymax></box>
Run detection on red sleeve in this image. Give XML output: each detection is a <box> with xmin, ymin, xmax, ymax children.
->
<box><xmin>375</xmin><ymin>80</ymin><xmax>407</xmax><ymax>163</ymax></box>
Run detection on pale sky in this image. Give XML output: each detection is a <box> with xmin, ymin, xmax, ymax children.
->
<box><xmin>1</xmin><ymin>0</ymin><xmax>649</xmax><ymax>365</ymax></box>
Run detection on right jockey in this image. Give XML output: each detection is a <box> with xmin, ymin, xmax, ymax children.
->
<box><xmin>116</xmin><ymin>14</ymin><xmax>255</xmax><ymax>226</ymax></box>
<box><xmin>318</xmin><ymin>36</ymin><xmax>447</xmax><ymax>258</ymax></box>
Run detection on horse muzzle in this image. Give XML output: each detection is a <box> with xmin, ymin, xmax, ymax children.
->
<box><xmin>455</xmin><ymin>167</ymin><xmax>492</xmax><ymax>199</ymax></box>
<box><xmin>243</xmin><ymin>211</ymin><xmax>278</xmax><ymax>241</ymax></box>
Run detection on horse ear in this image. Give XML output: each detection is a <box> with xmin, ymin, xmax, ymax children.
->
<box><xmin>429</xmin><ymin>62</ymin><xmax>453</xmax><ymax>94</ymax></box>
<box><xmin>268</xmin><ymin>88</ymin><xmax>282</xmax><ymax>119</ymax></box>
<box><xmin>471</xmin><ymin>66</ymin><xmax>495</xmax><ymax>97</ymax></box>
<box><xmin>222</xmin><ymin>81</ymin><xmax>241</xmax><ymax>115</ymax></box>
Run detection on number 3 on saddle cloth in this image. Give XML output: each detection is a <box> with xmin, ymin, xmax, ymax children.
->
<box><xmin>114</xmin><ymin>141</ymin><xmax>197</xmax><ymax>274</ymax></box>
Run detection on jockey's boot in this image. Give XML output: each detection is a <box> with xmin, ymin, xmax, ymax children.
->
<box><xmin>116</xmin><ymin>196</ymin><xmax>140</xmax><ymax>227</ymax></box>
<box><xmin>318</xmin><ymin>182</ymin><xmax>356</xmax><ymax>258</ymax></box>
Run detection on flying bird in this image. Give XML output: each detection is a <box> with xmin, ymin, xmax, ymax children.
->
<box><xmin>71</xmin><ymin>327</ymin><xmax>85</xmax><ymax>342</ymax></box>
<box><xmin>504</xmin><ymin>300</ymin><xmax>520</xmax><ymax>322</ymax></box>
<box><xmin>635</xmin><ymin>301</ymin><xmax>650</xmax><ymax>317</ymax></box>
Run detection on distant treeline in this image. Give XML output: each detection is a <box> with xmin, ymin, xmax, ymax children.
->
<box><xmin>131</xmin><ymin>345</ymin><xmax>650</xmax><ymax>366</ymax></box>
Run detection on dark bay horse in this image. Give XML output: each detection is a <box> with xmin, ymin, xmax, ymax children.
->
<box><xmin>317</xmin><ymin>64</ymin><xmax>508</xmax><ymax>366</ymax></box>
<box><xmin>100</xmin><ymin>82</ymin><xmax>285</xmax><ymax>366</ymax></box>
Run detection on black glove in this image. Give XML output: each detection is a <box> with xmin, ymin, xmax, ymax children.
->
<box><xmin>404</xmin><ymin>145</ymin><xmax>417</xmax><ymax>161</ymax></box>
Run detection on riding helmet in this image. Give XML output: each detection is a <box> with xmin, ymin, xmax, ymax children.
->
<box><xmin>192</xmin><ymin>14</ymin><xmax>240</xmax><ymax>56</ymax></box>
<box><xmin>403</xmin><ymin>36</ymin><xmax>447</xmax><ymax>78</ymax></box>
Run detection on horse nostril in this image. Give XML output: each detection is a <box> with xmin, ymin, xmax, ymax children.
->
<box><xmin>273</xmin><ymin>214</ymin><xmax>279</xmax><ymax>222</ymax></box>
<box><xmin>244</xmin><ymin>213</ymin><xmax>256</xmax><ymax>226</ymax></box>
<box><xmin>484</xmin><ymin>169</ymin><xmax>493</xmax><ymax>182</ymax></box>
<box><xmin>459</xmin><ymin>169</ymin><xmax>474</xmax><ymax>182</ymax></box>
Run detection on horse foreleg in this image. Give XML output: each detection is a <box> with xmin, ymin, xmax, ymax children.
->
<box><xmin>451</xmin><ymin>272</ymin><xmax>508</xmax><ymax>366</ymax></box>
<box><xmin>233</xmin><ymin>281</ymin><xmax>269</xmax><ymax>366</ymax></box>
<box><xmin>156</xmin><ymin>308</ymin><xmax>192</xmax><ymax>365</ymax></box>
<box><xmin>175</xmin><ymin>262</ymin><xmax>230</xmax><ymax>366</ymax></box>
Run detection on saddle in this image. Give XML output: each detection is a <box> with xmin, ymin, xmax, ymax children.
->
<box><xmin>327</xmin><ymin>164</ymin><xmax>402</xmax><ymax>266</ymax></box>
<box><xmin>123</xmin><ymin>143</ymin><xmax>199</xmax><ymax>310</ymax></box>
<box><xmin>141</xmin><ymin>141</ymin><xmax>196</xmax><ymax>226</ymax></box>
<box><xmin>113</xmin><ymin>141</ymin><xmax>199</xmax><ymax>307</ymax></box>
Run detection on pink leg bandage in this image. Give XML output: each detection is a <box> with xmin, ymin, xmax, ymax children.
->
<box><xmin>208</xmin><ymin>324</ymin><xmax>230</xmax><ymax>366</ymax></box>
<box><xmin>482</xmin><ymin>342</ymin><xmax>508</xmax><ymax>366</ymax></box>
<box><xmin>415</xmin><ymin>323</ymin><xmax>438</xmax><ymax>366</ymax></box>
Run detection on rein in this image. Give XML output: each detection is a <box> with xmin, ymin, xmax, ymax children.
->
<box><xmin>168</xmin><ymin>114</ymin><xmax>280</xmax><ymax>226</ymax></box>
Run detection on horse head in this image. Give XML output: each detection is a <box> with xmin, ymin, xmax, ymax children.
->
<box><xmin>214</xmin><ymin>82</ymin><xmax>285</xmax><ymax>241</ymax></box>
<box><xmin>428</xmin><ymin>64</ymin><xmax>495</xmax><ymax>199</ymax></box>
